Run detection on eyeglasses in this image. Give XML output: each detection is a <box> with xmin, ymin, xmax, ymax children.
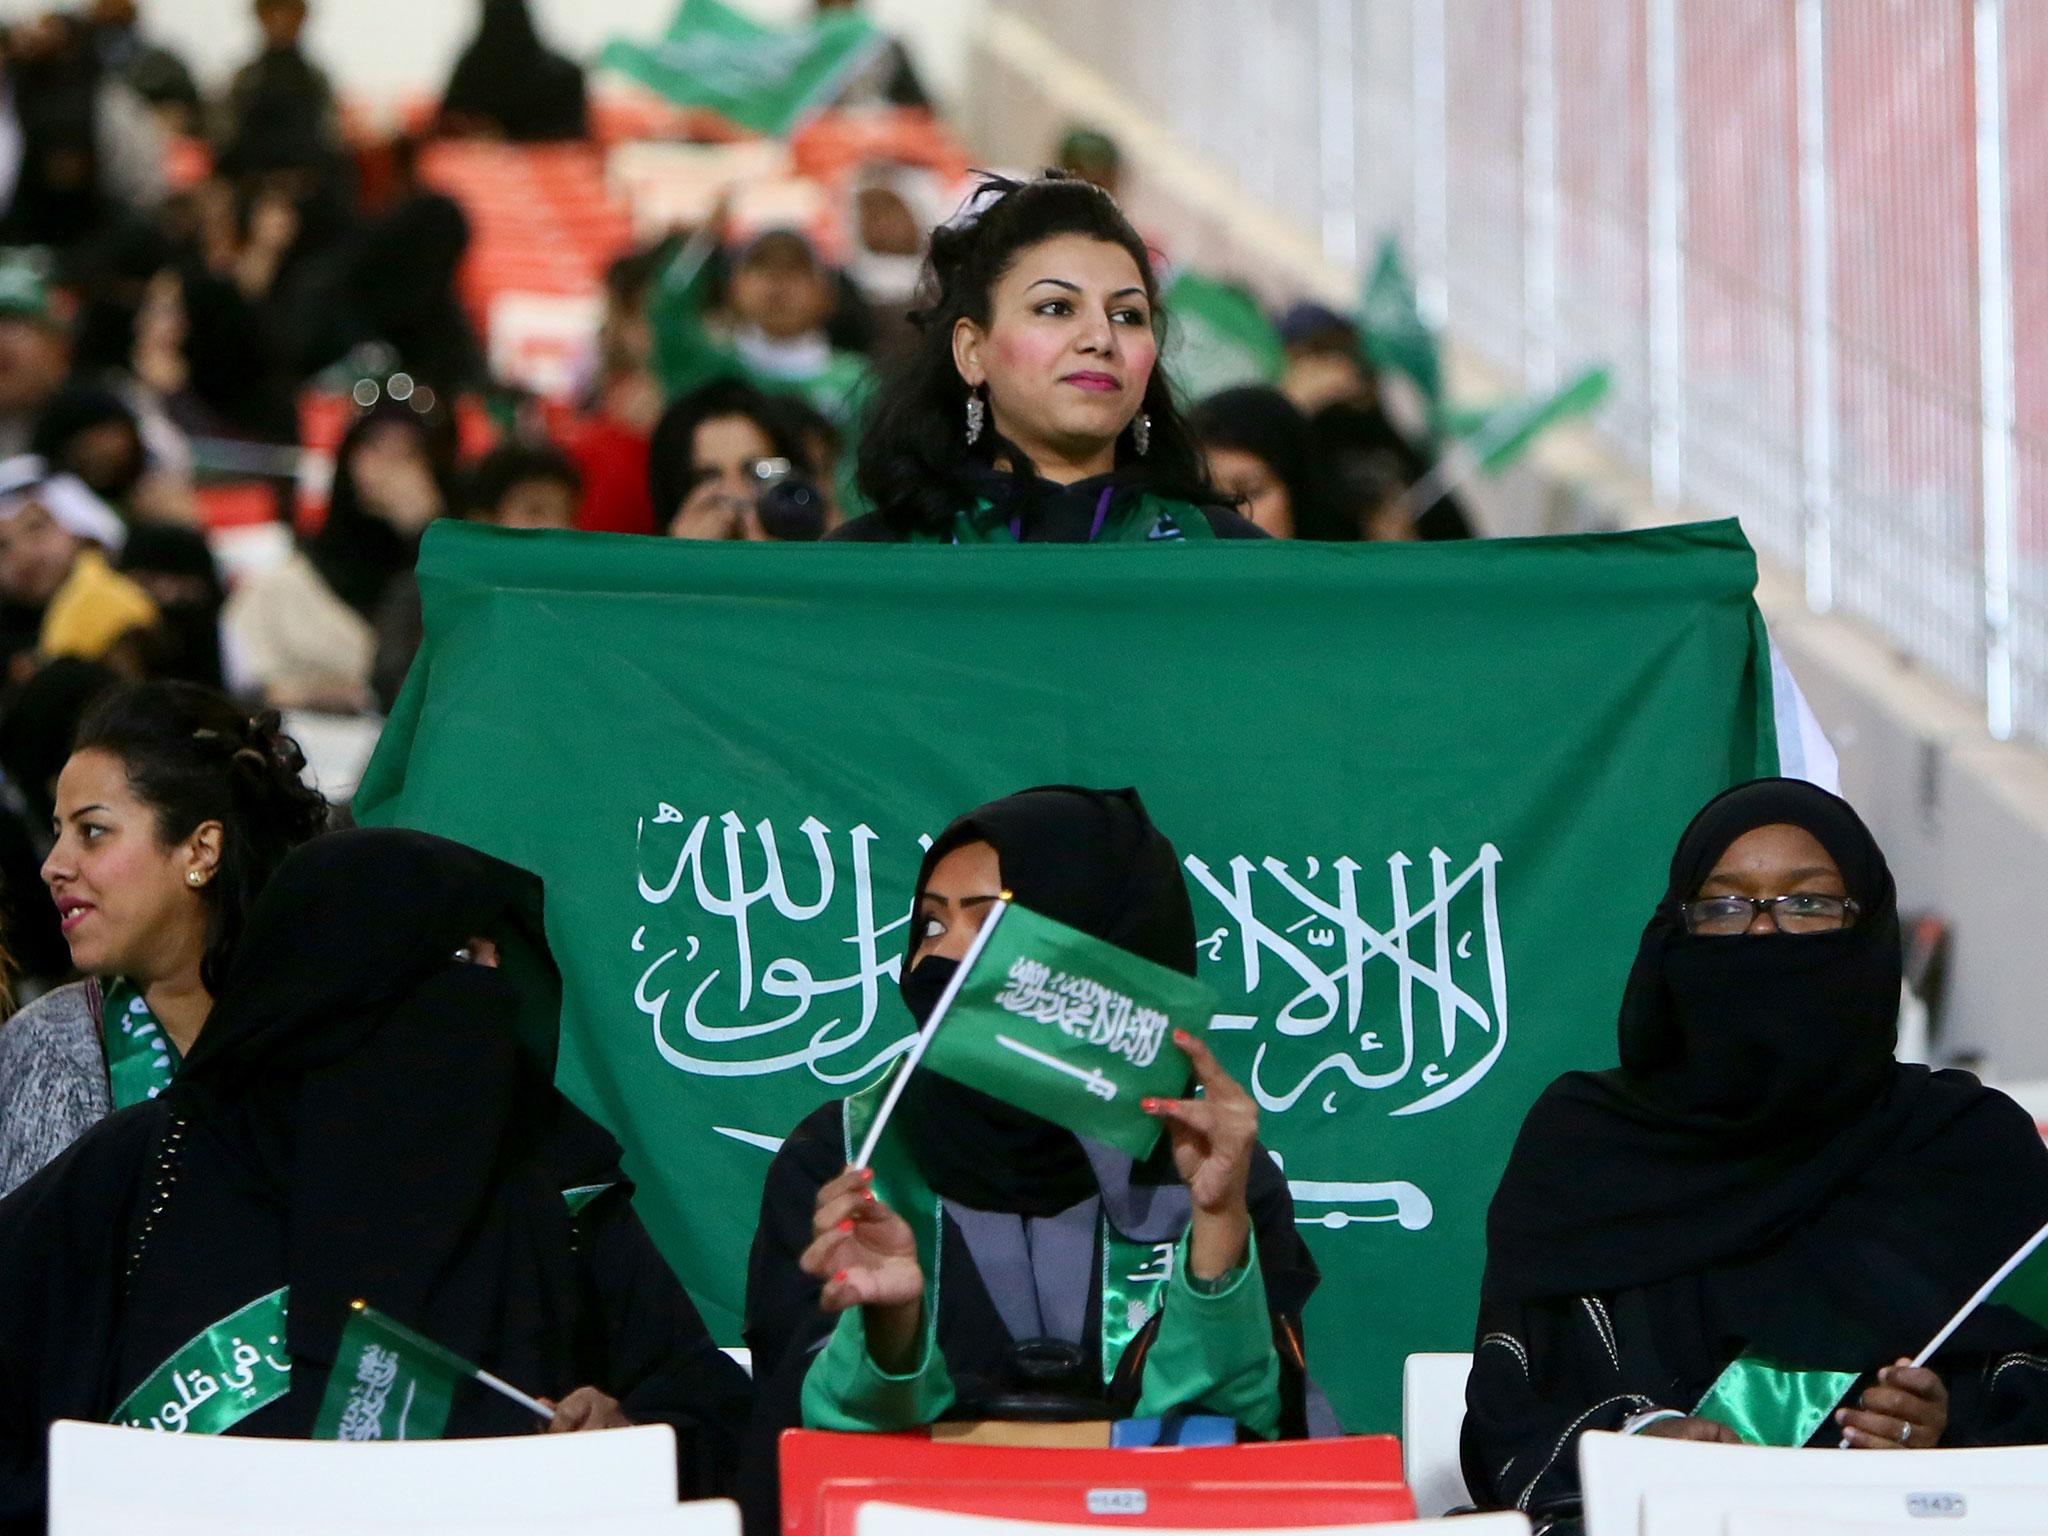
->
<box><xmin>1680</xmin><ymin>894</ymin><xmax>1861</xmax><ymax>936</ymax></box>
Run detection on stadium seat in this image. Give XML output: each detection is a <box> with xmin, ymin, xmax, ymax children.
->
<box><xmin>780</xmin><ymin>1430</ymin><xmax>1415</xmax><ymax>1536</ymax></box>
<box><xmin>47</xmin><ymin>1420</ymin><xmax>685</xmax><ymax>1535</ymax></box>
<box><xmin>57</xmin><ymin>1506</ymin><xmax>738</xmax><ymax>1536</ymax></box>
<box><xmin>1399</xmin><ymin>1352</ymin><xmax>1473</xmax><ymax>1516</ymax></box>
<box><xmin>851</xmin><ymin>1506</ymin><xmax>1530</xmax><ymax>1536</ymax></box>
<box><xmin>1577</xmin><ymin>1429</ymin><xmax>2048</xmax><ymax>1536</ymax></box>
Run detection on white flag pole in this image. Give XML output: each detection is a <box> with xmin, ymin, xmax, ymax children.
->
<box><xmin>1911</xmin><ymin>1217</ymin><xmax>2048</xmax><ymax>1369</ymax></box>
<box><xmin>472</xmin><ymin>1366</ymin><xmax>556</xmax><ymax>1422</ymax></box>
<box><xmin>851</xmin><ymin>895</ymin><xmax>1012</xmax><ymax>1171</ymax></box>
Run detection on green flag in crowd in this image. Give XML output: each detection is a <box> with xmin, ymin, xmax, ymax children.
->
<box><xmin>1358</xmin><ymin>237</ymin><xmax>1445</xmax><ymax>426</ymax></box>
<box><xmin>597</xmin><ymin>0</ymin><xmax>884</xmax><ymax>137</ymax></box>
<box><xmin>920</xmin><ymin>902</ymin><xmax>1218</xmax><ymax>1159</ymax></box>
<box><xmin>1161</xmin><ymin>270</ymin><xmax>1287</xmax><ymax>401</ymax></box>
<box><xmin>1449</xmin><ymin>365</ymin><xmax>1613</xmax><ymax>477</ymax></box>
<box><xmin>1986</xmin><ymin>1227</ymin><xmax>2048</xmax><ymax>1330</ymax></box>
<box><xmin>311</xmin><ymin>1304</ymin><xmax>469</xmax><ymax>1442</ymax></box>
<box><xmin>356</xmin><ymin>520</ymin><xmax>1779</xmax><ymax>1430</ymax></box>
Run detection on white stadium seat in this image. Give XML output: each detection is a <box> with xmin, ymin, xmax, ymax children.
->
<box><xmin>47</xmin><ymin>1420</ymin><xmax>692</xmax><ymax>1536</ymax></box>
<box><xmin>1401</xmin><ymin>1351</ymin><xmax>1475</xmax><ymax>1517</ymax></box>
<box><xmin>57</xmin><ymin>1510</ymin><xmax>737</xmax><ymax>1536</ymax></box>
<box><xmin>852</xmin><ymin>1503</ymin><xmax>1532</xmax><ymax>1536</ymax></box>
<box><xmin>1579</xmin><ymin>1428</ymin><xmax>2048</xmax><ymax>1536</ymax></box>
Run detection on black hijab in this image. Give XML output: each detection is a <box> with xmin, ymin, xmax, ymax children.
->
<box><xmin>164</xmin><ymin>827</ymin><xmax>621</xmax><ymax>1368</ymax></box>
<box><xmin>306</xmin><ymin>406</ymin><xmax>453</xmax><ymax>618</ymax></box>
<box><xmin>896</xmin><ymin>786</ymin><xmax>1198</xmax><ymax>1217</ymax></box>
<box><xmin>1189</xmin><ymin>386</ymin><xmax>1338</xmax><ymax>539</ymax></box>
<box><xmin>1485</xmin><ymin>779</ymin><xmax>2048</xmax><ymax>1363</ymax></box>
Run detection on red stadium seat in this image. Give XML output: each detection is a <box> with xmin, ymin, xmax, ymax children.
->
<box><xmin>778</xmin><ymin>1431</ymin><xmax>1415</xmax><ymax>1536</ymax></box>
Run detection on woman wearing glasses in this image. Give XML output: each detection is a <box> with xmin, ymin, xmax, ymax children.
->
<box><xmin>1463</xmin><ymin>779</ymin><xmax>2048</xmax><ymax>1520</ymax></box>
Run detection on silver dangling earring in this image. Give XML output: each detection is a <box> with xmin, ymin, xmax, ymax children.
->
<box><xmin>1132</xmin><ymin>412</ymin><xmax>1151</xmax><ymax>456</ymax></box>
<box><xmin>965</xmin><ymin>392</ymin><xmax>986</xmax><ymax>445</ymax></box>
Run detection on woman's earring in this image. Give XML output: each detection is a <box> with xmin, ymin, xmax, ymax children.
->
<box><xmin>1132</xmin><ymin>412</ymin><xmax>1151</xmax><ymax>456</ymax></box>
<box><xmin>965</xmin><ymin>393</ymin><xmax>986</xmax><ymax>446</ymax></box>
<box><xmin>186</xmin><ymin>871</ymin><xmax>205</xmax><ymax>887</ymax></box>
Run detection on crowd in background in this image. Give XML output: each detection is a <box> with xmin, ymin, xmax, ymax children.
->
<box><xmin>0</xmin><ymin>0</ymin><xmax>1470</xmax><ymax>1007</ymax></box>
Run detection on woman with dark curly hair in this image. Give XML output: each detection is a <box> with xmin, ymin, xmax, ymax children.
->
<box><xmin>0</xmin><ymin>680</ymin><xmax>328</xmax><ymax>1195</ymax></box>
<box><xmin>832</xmin><ymin>173</ymin><xmax>1262</xmax><ymax>543</ymax></box>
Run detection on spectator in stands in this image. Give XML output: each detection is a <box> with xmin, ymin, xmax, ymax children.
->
<box><xmin>650</xmin><ymin>225</ymin><xmax>870</xmax><ymax>431</ymax></box>
<box><xmin>118</xmin><ymin>524</ymin><xmax>225</xmax><ymax>687</ymax></box>
<box><xmin>0</xmin><ymin>829</ymin><xmax>753</xmax><ymax>1525</ymax></box>
<box><xmin>224</xmin><ymin>397</ymin><xmax>453</xmax><ymax>711</ymax></box>
<box><xmin>1189</xmin><ymin>386</ymin><xmax>1340</xmax><ymax>540</ymax></box>
<box><xmin>0</xmin><ymin>681</ymin><xmax>326</xmax><ymax>1197</ymax></box>
<box><xmin>1465</xmin><ymin>780</ymin><xmax>2048</xmax><ymax>1516</ymax></box>
<box><xmin>439</xmin><ymin>0</ymin><xmax>588</xmax><ymax>144</ymax></box>
<box><xmin>837</xmin><ymin>173</ymin><xmax>1256</xmax><ymax>542</ymax></box>
<box><xmin>0</xmin><ymin>657</ymin><xmax>116</xmax><ymax>993</ymax></box>
<box><xmin>845</xmin><ymin>161</ymin><xmax>944</xmax><ymax>362</ymax></box>
<box><xmin>564</xmin><ymin>243</ymin><xmax>668</xmax><ymax>536</ymax></box>
<box><xmin>1316</xmin><ymin>399</ymin><xmax>1472</xmax><ymax>541</ymax></box>
<box><xmin>0</xmin><ymin>263</ymin><xmax>72</xmax><ymax>461</ymax></box>
<box><xmin>0</xmin><ymin>456</ymin><xmax>156</xmax><ymax>678</ymax></box>
<box><xmin>370</xmin><ymin>440</ymin><xmax>582</xmax><ymax>708</ymax></box>
<box><xmin>32</xmin><ymin>384</ymin><xmax>195</xmax><ymax>527</ymax></box>
<box><xmin>84</xmin><ymin>0</ymin><xmax>202</xmax><ymax>137</ymax></box>
<box><xmin>651</xmin><ymin>380</ymin><xmax>824</xmax><ymax>543</ymax></box>
<box><xmin>219</xmin><ymin>0</ymin><xmax>339</xmax><ymax>184</ymax></box>
<box><xmin>0</xmin><ymin>11</ymin><xmax>165</xmax><ymax>252</ymax></box>
<box><xmin>743</xmin><ymin>787</ymin><xmax>1318</xmax><ymax>1528</ymax></box>
<box><xmin>1054</xmin><ymin>125</ymin><xmax>1123</xmax><ymax>199</ymax></box>
<box><xmin>299</xmin><ymin>167</ymin><xmax>483</xmax><ymax>393</ymax></box>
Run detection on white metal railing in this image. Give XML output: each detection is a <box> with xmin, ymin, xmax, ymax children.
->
<box><xmin>988</xmin><ymin>0</ymin><xmax>2047</xmax><ymax>748</ymax></box>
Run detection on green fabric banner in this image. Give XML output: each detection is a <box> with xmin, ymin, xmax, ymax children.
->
<box><xmin>356</xmin><ymin>520</ymin><xmax>1777</xmax><ymax>1431</ymax></box>
<box><xmin>110</xmin><ymin>1288</ymin><xmax>292</xmax><ymax>1434</ymax></box>
<box><xmin>596</xmin><ymin>0</ymin><xmax>884</xmax><ymax>138</ymax></box>
<box><xmin>919</xmin><ymin>901</ymin><xmax>1217</xmax><ymax>1159</ymax></box>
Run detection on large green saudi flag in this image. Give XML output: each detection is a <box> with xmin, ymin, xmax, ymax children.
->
<box><xmin>355</xmin><ymin>520</ymin><xmax>1777</xmax><ymax>1431</ymax></box>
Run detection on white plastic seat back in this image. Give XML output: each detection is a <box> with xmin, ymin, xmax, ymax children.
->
<box><xmin>48</xmin><ymin>1419</ymin><xmax>681</xmax><ymax>1536</ymax></box>
<box><xmin>1580</xmin><ymin>1429</ymin><xmax>2048</xmax><ymax>1536</ymax></box>
<box><xmin>1401</xmin><ymin>1351</ymin><xmax>1474</xmax><ymax>1516</ymax></box>
<box><xmin>56</xmin><ymin>1507</ymin><xmax>737</xmax><ymax>1536</ymax></box>
<box><xmin>852</xmin><ymin>1503</ymin><xmax>1531</xmax><ymax>1536</ymax></box>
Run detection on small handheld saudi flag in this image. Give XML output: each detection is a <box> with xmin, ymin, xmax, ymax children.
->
<box><xmin>1912</xmin><ymin>1219</ymin><xmax>2048</xmax><ymax>1368</ymax></box>
<box><xmin>859</xmin><ymin>898</ymin><xmax>1219</xmax><ymax>1165</ymax></box>
<box><xmin>312</xmin><ymin>1302</ymin><xmax>552</xmax><ymax>1441</ymax></box>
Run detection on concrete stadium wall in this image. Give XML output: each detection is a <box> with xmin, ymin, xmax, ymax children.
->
<box><xmin>965</xmin><ymin>9</ymin><xmax>2048</xmax><ymax>1079</ymax></box>
<box><xmin>135</xmin><ymin>0</ymin><xmax>985</xmax><ymax>116</ymax></box>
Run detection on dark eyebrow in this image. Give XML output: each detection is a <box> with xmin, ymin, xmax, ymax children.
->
<box><xmin>1109</xmin><ymin>287</ymin><xmax>1146</xmax><ymax>300</ymax></box>
<box><xmin>1025</xmin><ymin>279</ymin><xmax>1081</xmax><ymax>294</ymax></box>
<box><xmin>66</xmin><ymin>804</ymin><xmax>109</xmax><ymax>820</ymax></box>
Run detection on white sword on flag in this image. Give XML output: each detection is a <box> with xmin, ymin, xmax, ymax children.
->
<box><xmin>852</xmin><ymin>894</ymin><xmax>1013</xmax><ymax>1171</ymax></box>
<box><xmin>995</xmin><ymin>1034</ymin><xmax>1117</xmax><ymax>1101</ymax></box>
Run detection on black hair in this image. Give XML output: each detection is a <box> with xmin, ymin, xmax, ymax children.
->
<box><xmin>71</xmin><ymin>681</ymin><xmax>330</xmax><ymax>994</ymax></box>
<box><xmin>853</xmin><ymin>172</ymin><xmax>1217</xmax><ymax>536</ymax></box>
<box><xmin>1189</xmin><ymin>385</ymin><xmax>1344</xmax><ymax>541</ymax></box>
<box><xmin>647</xmin><ymin>379</ymin><xmax>809</xmax><ymax>527</ymax></box>
<box><xmin>762</xmin><ymin>392</ymin><xmax>842</xmax><ymax>475</ymax></box>
<box><xmin>461</xmin><ymin>440</ymin><xmax>582</xmax><ymax>520</ymax></box>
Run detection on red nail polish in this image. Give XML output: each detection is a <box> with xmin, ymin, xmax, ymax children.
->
<box><xmin>862</xmin><ymin>1190</ymin><xmax>877</xmax><ymax>1203</ymax></box>
<box><xmin>833</xmin><ymin>1269</ymin><xmax>848</xmax><ymax>1284</ymax></box>
<box><xmin>1141</xmin><ymin>1097</ymin><xmax>1160</xmax><ymax>1112</ymax></box>
<box><xmin>857</xmin><ymin>1168</ymin><xmax>874</xmax><ymax>1182</ymax></box>
<box><xmin>835</xmin><ymin>1219</ymin><xmax>854</xmax><ymax>1234</ymax></box>
<box><xmin>1173</xmin><ymin>1029</ymin><xmax>1192</xmax><ymax>1046</ymax></box>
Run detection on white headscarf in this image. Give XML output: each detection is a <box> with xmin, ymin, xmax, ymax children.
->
<box><xmin>0</xmin><ymin>455</ymin><xmax>128</xmax><ymax>554</ymax></box>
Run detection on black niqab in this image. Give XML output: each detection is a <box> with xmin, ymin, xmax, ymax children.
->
<box><xmin>896</xmin><ymin>786</ymin><xmax>1197</xmax><ymax>1217</ymax></box>
<box><xmin>1484</xmin><ymin>778</ymin><xmax>2048</xmax><ymax>1364</ymax></box>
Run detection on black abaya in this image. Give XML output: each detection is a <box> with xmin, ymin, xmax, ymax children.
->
<box><xmin>1464</xmin><ymin>781</ymin><xmax>2048</xmax><ymax>1517</ymax></box>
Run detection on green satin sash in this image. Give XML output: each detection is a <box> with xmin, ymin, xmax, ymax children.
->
<box><xmin>844</xmin><ymin>1065</ymin><xmax>1180</xmax><ymax>1387</ymax></box>
<box><xmin>110</xmin><ymin>1288</ymin><xmax>293</xmax><ymax>1434</ymax></box>
<box><xmin>100</xmin><ymin>979</ymin><xmax>180</xmax><ymax>1110</ymax></box>
<box><xmin>1693</xmin><ymin>1350</ymin><xmax>1860</xmax><ymax>1447</ymax></box>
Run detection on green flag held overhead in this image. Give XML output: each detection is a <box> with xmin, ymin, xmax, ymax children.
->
<box><xmin>1448</xmin><ymin>365</ymin><xmax>1613</xmax><ymax>476</ymax></box>
<box><xmin>1161</xmin><ymin>270</ymin><xmax>1286</xmax><ymax>401</ymax></box>
<box><xmin>597</xmin><ymin>0</ymin><xmax>884</xmax><ymax>137</ymax></box>
<box><xmin>312</xmin><ymin>1305</ymin><xmax>471</xmax><ymax>1442</ymax></box>
<box><xmin>920</xmin><ymin>903</ymin><xmax>1218</xmax><ymax>1159</ymax></box>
